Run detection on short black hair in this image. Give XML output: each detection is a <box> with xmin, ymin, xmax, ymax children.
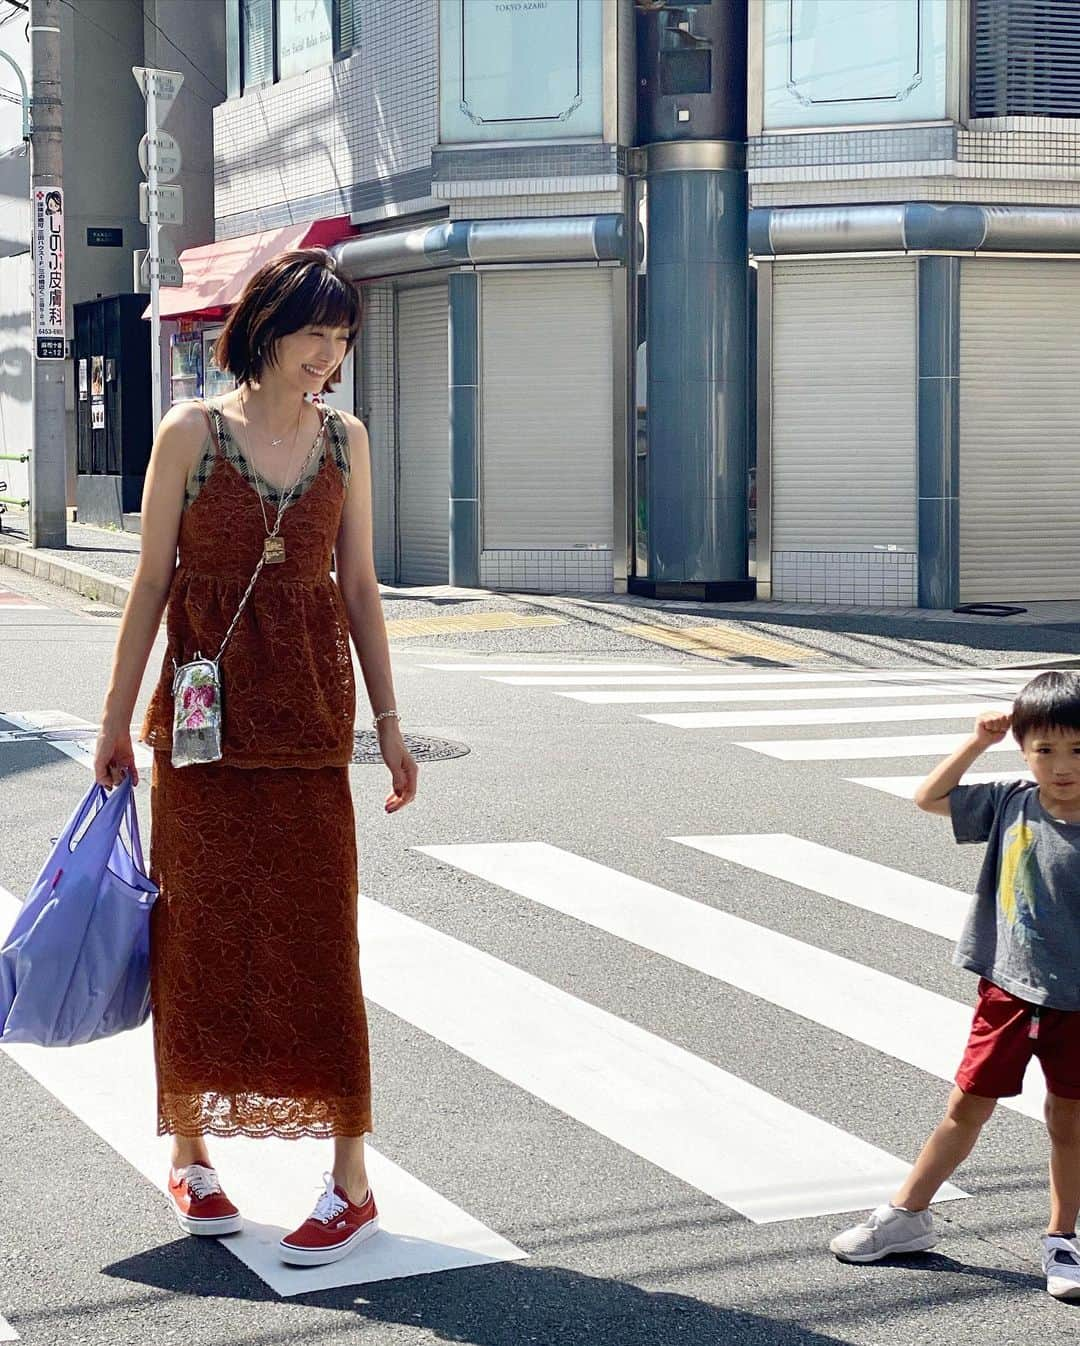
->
<box><xmin>214</xmin><ymin>248</ymin><xmax>362</xmax><ymax>389</ymax></box>
<box><xmin>1011</xmin><ymin>670</ymin><xmax>1080</xmax><ymax>745</ymax></box>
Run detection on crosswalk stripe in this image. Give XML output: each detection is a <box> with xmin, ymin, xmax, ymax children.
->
<box><xmin>671</xmin><ymin>834</ymin><xmax>970</xmax><ymax>941</ymax></box>
<box><xmin>562</xmin><ymin>682</ymin><xmax>1016</xmax><ymax>706</ymax></box>
<box><xmin>644</xmin><ymin>701</ymin><xmax>997</xmax><ymax>729</ymax></box>
<box><xmin>1</xmin><ymin>711</ymin><xmax>153</xmax><ymax>773</ymax></box>
<box><xmin>490</xmin><ymin>671</ymin><xmax>1031</xmax><ymax>688</ymax></box>
<box><xmin>424</xmin><ymin>663</ymin><xmax>683</xmax><ymax>673</ymax></box>
<box><xmin>0</xmin><ymin>853</ymin><xmax>525</xmax><ymax>1287</ymax></box>
<box><xmin>737</xmin><ymin>733</ymin><xmax>1022</xmax><ymax>762</ymax></box>
<box><xmin>851</xmin><ymin>770</ymin><xmax>1032</xmax><ymax>800</ymax></box>
<box><xmin>417</xmin><ymin>841</ymin><xmax>1041</xmax><ymax>1127</ymax></box>
<box><xmin>360</xmin><ymin>889</ymin><xmax>964</xmax><ymax>1223</ymax></box>
<box><xmin>0</xmin><ymin>1315</ymin><xmax>17</xmax><ymax>1341</ymax></box>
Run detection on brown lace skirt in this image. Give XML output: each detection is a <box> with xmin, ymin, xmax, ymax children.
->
<box><xmin>148</xmin><ymin>752</ymin><xmax>372</xmax><ymax>1139</ymax></box>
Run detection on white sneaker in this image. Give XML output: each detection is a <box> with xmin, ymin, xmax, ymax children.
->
<box><xmin>1043</xmin><ymin>1235</ymin><xmax>1080</xmax><ymax>1299</ymax></box>
<box><xmin>830</xmin><ymin>1204</ymin><xmax>938</xmax><ymax>1263</ymax></box>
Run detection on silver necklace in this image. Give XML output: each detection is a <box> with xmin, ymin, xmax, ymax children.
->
<box><xmin>237</xmin><ymin>393</ymin><xmax>317</xmax><ymax>565</ymax></box>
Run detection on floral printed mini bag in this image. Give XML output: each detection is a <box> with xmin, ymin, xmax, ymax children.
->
<box><xmin>171</xmin><ymin>401</ymin><xmax>326</xmax><ymax>768</ymax></box>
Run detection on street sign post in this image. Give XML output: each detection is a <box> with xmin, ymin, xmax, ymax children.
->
<box><xmin>137</xmin><ymin>131</ymin><xmax>181</xmax><ymax>182</ymax></box>
<box><xmin>133</xmin><ymin>66</ymin><xmax>184</xmax><ymax>433</ymax></box>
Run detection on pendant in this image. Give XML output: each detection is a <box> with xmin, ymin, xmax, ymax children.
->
<box><xmin>263</xmin><ymin>536</ymin><xmax>286</xmax><ymax>564</ymax></box>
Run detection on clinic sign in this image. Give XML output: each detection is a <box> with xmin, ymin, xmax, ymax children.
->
<box><xmin>33</xmin><ymin>188</ymin><xmax>65</xmax><ymax>361</ymax></box>
<box><xmin>440</xmin><ymin>0</ymin><xmax>603</xmax><ymax>143</ymax></box>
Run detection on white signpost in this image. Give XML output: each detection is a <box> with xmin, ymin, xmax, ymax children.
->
<box><xmin>133</xmin><ymin>66</ymin><xmax>184</xmax><ymax>432</ymax></box>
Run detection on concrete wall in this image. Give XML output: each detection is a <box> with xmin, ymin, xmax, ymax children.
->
<box><xmin>0</xmin><ymin>9</ymin><xmax>29</xmax><ymax>262</ymax></box>
<box><xmin>143</xmin><ymin>0</ymin><xmax>225</xmax><ymax>257</ymax></box>
<box><xmin>63</xmin><ymin>3</ymin><xmax>144</xmax><ymax>304</ymax></box>
<box><xmin>0</xmin><ymin>252</ymin><xmax>31</xmax><ymax>503</ymax></box>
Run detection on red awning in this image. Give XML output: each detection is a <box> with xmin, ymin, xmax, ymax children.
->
<box><xmin>149</xmin><ymin>218</ymin><xmax>352</xmax><ymax>321</ymax></box>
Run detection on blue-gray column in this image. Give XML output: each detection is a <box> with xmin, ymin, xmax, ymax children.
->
<box><xmin>448</xmin><ymin>271</ymin><xmax>480</xmax><ymax>588</ymax></box>
<box><xmin>646</xmin><ymin>157</ymin><xmax>748</xmax><ymax>585</ymax></box>
<box><xmin>917</xmin><ymin>257</ymin><xmax>960</xmax><ymax>609</ymax></box>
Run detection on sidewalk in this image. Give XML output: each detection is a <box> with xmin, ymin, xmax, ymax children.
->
<box><xmin>4</xmin><ymin>510</ymin><xmax>1080</xmax><ymax>661</ymax></box>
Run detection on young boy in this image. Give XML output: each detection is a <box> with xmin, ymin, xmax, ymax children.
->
<box><xmin>830</xmin><ymin>670</ymin><xmax>1080</xmax><ymax>1300</ymax></box>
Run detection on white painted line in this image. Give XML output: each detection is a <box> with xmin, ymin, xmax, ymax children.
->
<box><xmin>672</xmin><ymin>834</ymin><xmax>971</xmax><ymax>942</ymax></box>
<box><xmin>737</xmin><ymin>733</ymin><xmax>1023</xmax><ymax>762</ymax></box>
<box><xmin>424</xmin><ymin>663</ymin><xmax>684</xmax><ymax>673</ymax></box>
<box><xmin>643</xmin><ymin>701</ymin><xmax>996</xmax><ymax>730</ymax></box>
<box><xmin>491</xmin><ymin>671</ymin><xmax>1031</xmax><ymax>688</ymax></box>
<box><xmin>0</xmin><ymin>1314</ymin><xmax>17</xmax><ymax>1341</ymax></box>
<box><xmin>417</xmin><ymin>842</ymin><xmax>1039</xmax><ymax>1126</ymax></box>
<box><xmin>1</xmin><ymin>711</ymin><xmax>153</xmax><ymax>773</ymax></box>
<box><xmin>850</xmin><ymin>770</ymin><xmax>1033</xmax><ymax>800</ymax></box>
<box><xmin>359</xmin><ymin>890</ymin><xmax>962</xmax><ymax>1224</ymax></box>
<box><xmin>562</xmin><ymin>682</ymin><xmax>1016</xmax><ymax>706</ymax></box>
<box><xmin>1</xmin><ymin>872</ymin><xmax>523</xmax><ymax>1286</ymax></box>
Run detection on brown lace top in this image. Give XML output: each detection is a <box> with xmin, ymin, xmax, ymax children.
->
<box><xmin>141</xmin><ymin>401</ymin><xmax>356</xmax><ymax>769</ymax></box>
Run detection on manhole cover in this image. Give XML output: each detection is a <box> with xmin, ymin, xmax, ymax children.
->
<box><xmin>352</xmin><ymin>731</ymin><xmax>470</xmax><ymax>765</ymax></box>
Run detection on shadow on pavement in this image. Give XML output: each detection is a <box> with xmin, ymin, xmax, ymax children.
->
<box><xmin>101</xmin><ymin>1247</ymin><xmax>859</xmax><ymax>1345</ymax></box>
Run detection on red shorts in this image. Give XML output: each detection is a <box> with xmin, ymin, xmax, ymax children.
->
<box><xmin>956</xmin><ymin>978</ymin><xmax>1080</xmax><ymax>1099</ymax></box>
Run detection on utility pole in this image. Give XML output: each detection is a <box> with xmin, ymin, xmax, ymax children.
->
<box><xmin>29</xmin><ymin>0</ymin><xmax>67</xmax><ymax>548</ymax></box>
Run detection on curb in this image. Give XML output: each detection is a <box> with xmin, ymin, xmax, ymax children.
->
<box><xmin>0</xmin><ymin>543</ymin><xmax>133</xmax><ymax>610</ymax></box>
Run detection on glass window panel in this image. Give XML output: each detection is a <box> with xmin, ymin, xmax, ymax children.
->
<box><xmin>277</xmin><ymin>0</ymin><xmax>333</xmax><ymax>81</ymax></box>
<box><xmin>763</xmin><ymin>0</ymin><xmax>948</xmax><ymax>129</ymax></box>
<box><xmin>440</xmin><ymin>0</ymin><xmax>604</xmax><ymax>144</ymax></box>
<box><xmin>241</xmin><ymin>0</ymin><xmax>274</xmax><ymax>90</ymax></box>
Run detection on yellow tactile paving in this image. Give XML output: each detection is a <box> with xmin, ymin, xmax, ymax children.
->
<box><xmin>384</xmin><ymin>612</ymin><xmax>567</xmax><ymax>639</ymax></box>
<box><xmin>623</xmin><ymin>623</ymin><xmax>813</xmax><ymax>663</ymax></box>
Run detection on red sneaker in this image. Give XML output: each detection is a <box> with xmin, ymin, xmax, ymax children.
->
<box><xmin>168</xmin><ymin>1163</ymin><xmax>243</xmax><ymax>1236</ymax></box>
<box><xmin>279</xmin><ymin>1173</ymin><xmax>379</xmax><ymax>1266</ymax></box>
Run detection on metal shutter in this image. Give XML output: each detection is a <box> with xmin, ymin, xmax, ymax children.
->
<box><xmin>971</xmin><ymin>0</ymin><xmax>1080</xmax><ymax>119</ymax></box>
<box><xmin>481</xmin><ymin>270</ymin><xmax>613</xmax><ymax>550</ymax></box>
<box><xmin>959</xmin><ymin>260</ymin><xmax>1080</xmax><ymax>601</ymax></box>
<box><xmin>396</xmin><ymin>284</ymin><xmax>449</xmax><ymax>585</ymax></box>
<box><xmin>771</xmin><ymin>259</ymin><xmax>917</xmax><ymax>551</ymax></box>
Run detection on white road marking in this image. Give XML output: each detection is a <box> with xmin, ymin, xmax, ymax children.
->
<box><xmin>0</xmin><ymin>711</ymin><xmax>153</xmax><ymax>773</ymax></box>
<box><xmin>359</xmin><ymin>891</ymin><xmax>964</xmax><ymax>1224</ymax></box>
<box><xmin>417</xmin><ymin>842</ymin><xmax>1040</xmax><ymax>1125</ymax></box>
<box><xmin>737</xmin><ymin>733</ymin><xmax>1023</xmax><ymax>762</ymax></box>
<box><xmin>424</xmin><ymin>663</ymin><xmax>685</xmax><ymax>673</ymax></box>
<box><xmin>562</xmin><ymin>683</ymin><xmax>1015</xmax><ymax>706</ymax></box>
<box><xmin>0</xmin><ymin>1314</ymin><xmax>17</xmax><ymax>1341</ymax></box>
<box><xmin>672</xmin><ymin>834</ymin><xmax>970</xmax><ymax>942</ymax></box>
<box><xmin>851</xmin><ymin>771</ymin><xmax>1033</xmax><ymax>800</ymax></box>
<box><xmin>491</xmin><ymin>671</ymin><xmax>1031</xmax><ymax>688</ymax></box>
<box><xmin>644</xmin><ymin>701</ymin><xmax>997</xmax><ymax>730</ymax></box>
<box><xmin>1</xmin><ymin>814</ymin><xmax>525</xmax><ymax>1293</ymax></box>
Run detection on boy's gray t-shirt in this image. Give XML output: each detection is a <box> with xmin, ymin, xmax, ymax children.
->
<box><xmin>951</xmin><ymin>779</ymin><xmax>1080</xmax><ymax>1009</ymax></box>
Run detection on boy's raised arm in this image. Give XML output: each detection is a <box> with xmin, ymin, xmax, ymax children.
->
<box><xmin>912</xmin><ymin>711</ymin><xmax>1012</xmax><ymax>816</ymax></box>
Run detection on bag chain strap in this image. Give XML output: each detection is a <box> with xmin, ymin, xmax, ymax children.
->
<box><xmin>206</xmin><ymin>404</ymin><xmax>328</xmax><ymax>666</ymax></box>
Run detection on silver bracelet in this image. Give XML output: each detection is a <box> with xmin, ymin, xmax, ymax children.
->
<box><xmin>373</xmin><ymin>710</ymin><xmax>401</xmax><ymax>729</ymax></box>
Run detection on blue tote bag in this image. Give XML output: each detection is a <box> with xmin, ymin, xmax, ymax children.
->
<box><xmin>0</xmin><ymin>776</ymin><xmax>159</xmax><ymax>1046</ymax></box>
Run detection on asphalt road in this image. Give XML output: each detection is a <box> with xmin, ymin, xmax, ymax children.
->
<box><xmin>1</xmin><ymin>568</ymin><xmax>1079</xmax><ymax>1346</ymax></box>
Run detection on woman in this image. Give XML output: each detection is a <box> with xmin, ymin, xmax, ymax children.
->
<box><xmin>93</xmin><ymin>249</ymin><xmax>417</xmax><ymax>1267</ymax></box>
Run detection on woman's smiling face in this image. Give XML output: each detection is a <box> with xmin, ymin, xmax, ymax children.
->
<box><xmin>270</xmin><ymin>324</ymin><xmax>351</xmax><ymax>393</ymax></box>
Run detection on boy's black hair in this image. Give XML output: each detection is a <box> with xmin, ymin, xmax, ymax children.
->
<box><xmin>1011</xmin><ymin>670</ymin><xmax>1080</xmax><ymax>745</ymax></box>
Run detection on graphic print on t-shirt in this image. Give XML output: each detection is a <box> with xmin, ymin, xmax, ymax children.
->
<box><xmin>998</xmin><ymin>819</ymin><xmax>1039</xmax><ymax>949</ymax></box>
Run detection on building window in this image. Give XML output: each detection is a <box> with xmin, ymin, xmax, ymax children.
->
<box><xmin>971</xmin><ymin>0</ymin><xmax>1080</xmax><ymax>118</ymax></box>
<box><xmin>231</xmin><ymin>0</ymin><xmax>360</xmax><ymax>93</ymax></box>
<box><xmin>439</xmin><ymin>0</ymin><xmax>605</xmax><ymax>144</ymax></box>
<box><xmin>762</xmin><ymin>0</ymin><xmax>948</xmax><ymax>130</ymax></box>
